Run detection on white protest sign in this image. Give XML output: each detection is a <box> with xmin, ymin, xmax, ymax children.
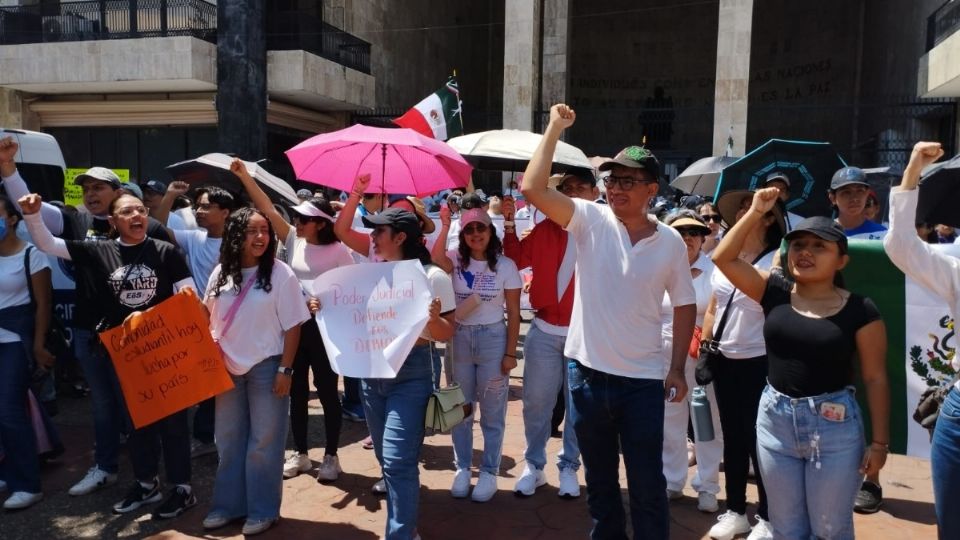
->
<box><xmin>311</xmin><ymin>260</ymin><xmax>431</xmax><ymax>378</ymax></box>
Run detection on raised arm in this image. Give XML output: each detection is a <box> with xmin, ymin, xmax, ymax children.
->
<box><xmin>520</xmin><ymin>104</ymin><xmax>576</xmax><ymax>228</ymax></box>
<box><xmin>711</xmin><ymin>188</ymin><xmax>779</xmax><ymax>302</ymax></box>
<box><xmin>333</xmin><ymin>174</ymin><xmax>374</xmax><ymax>256</ymax></box>
<box><xmin>883</xmin><ymin>142</ymin><xmax>960</xmax><ymax>304</ymax></box>
<box><xmin>0</xmin><ymin>137</ymin><xmax>64</xmax><ymax>235</ymax></box>
<box><xmin>152</xmin><ymin>180</ymin><xmax>191</xmax><ymax>247</ymax></box>
<box><xmin>19</xmin><ymin>194</ymin><xmax>71</xmax><ymax>260</ymax></box>
<box><xmin>230</xmin><ymin>159</ymin><xmax>292</xmax><ymax>241</ymax></box>
<box><xmin>431</xmin><ymin>206</ymin><xmax>455</xmax><ymax>273</ymax></box>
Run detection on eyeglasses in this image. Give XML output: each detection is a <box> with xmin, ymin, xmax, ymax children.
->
<box><xmin>114</xmin><ymin>205</ymin><xmax>148</xmax><ymax>217</ymax></box>
<box><xmin>675</xmin><ymin>227</ymin><xmax>706</xmax><ymax>238</ymax></box>
<box><xmin>602</xmin><ymin>175</ymin><xmax>654</xmax><ymax>191</ymax></box>
<box><xmin>701</xmin><ymin>214</ymin><xmax>722</xmax><ymax>223</ymax></box>
<box><xmin>463</xmin><ymin>223</ymin><xmax>489</xmax><ymax>235</ymax></box>
<box><xmin>292</xmin><ymin>214</ymin><xmax>321</xmax><ymax>224</ymax></box>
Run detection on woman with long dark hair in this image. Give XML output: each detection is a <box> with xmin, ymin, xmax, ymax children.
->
<box><xmin>231</xmin><ymin>161</ymin><xmax>354</xmax><ymax>482</ymax></box>
<box><xmin>201</xmin><ymin>207</ymin><xmax>309</xmax><ymax>536</ymax></box>
<box><xmin>715</xmin><ymin>188</ymin><xmax>889</xmax><ymax>539</ymax></box>
<box><xmin>434</xmin><ymin>206</ymin><xmax>522</xmax><ymax>503</ymax></box>
<box><xmin>333</xmin><ymin>174</ymin><xmax>456</xmax><ymax>540</ymax></box>
<box><xmin>21</xmin><ymin>191</ymin><xmax>198</xmax><ymax>519</ymax></box>
<box><xmin>702</xmin><ymin>190</ymin><xmax>785</xmax><ymax>540</ymax></box>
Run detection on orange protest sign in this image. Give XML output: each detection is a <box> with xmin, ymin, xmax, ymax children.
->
<box><xmin>99</xmin><ymin>288</ymin><xmax>233</xmax><ymax>429</ymax></box>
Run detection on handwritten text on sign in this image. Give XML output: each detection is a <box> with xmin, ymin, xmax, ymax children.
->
<box><xmin>100</xmin><ymin>289</ymin><xmax>234</xmax><ymax>428</ymax></box>
<box><xmin>311</xmin><ymin>260</ymin><xmax>431</xmax><ymax>378</ymax></box>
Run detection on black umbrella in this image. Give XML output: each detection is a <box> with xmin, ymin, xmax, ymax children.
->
<box><xmin>166</xmin><ymin>153</ymin><xmax>299</xmax><ymax>205</ymax></box>
<box><xmin>716</xmin><ymin>139</ymin><xmax>846</xmax><ymax>218</ymax></box>
<box><xmin>670</xmin><ymin>156</ymin><xmax>738</xmax><ymax>197</ymax></box>
<box><xmin>862</xmin><ymin>166</ymin><xmax>902</xmax><ymax>223</ymax></box>
<box><xmin>918</xmin><ymin>154</ymin><xmax>960</xmax><ymax>228</ymax></box>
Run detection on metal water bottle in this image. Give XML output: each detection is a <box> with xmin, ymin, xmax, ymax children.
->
<box><xmin>690</xmin><ymin>386</ymin><xmax>715</xmax><ymax>442</ymax></box>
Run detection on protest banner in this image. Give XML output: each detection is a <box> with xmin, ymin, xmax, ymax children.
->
<box><xmin>311</xmin><ymin>260</ymin><xmax>432</xmax><ymax>378</ymax></box>
<box><xmin>99</xmin><ymin>288</ymin><xmax>233</xmax><ymax>428</ymax></box>
<box><xmin>63</xmin><ymin>168</ymin><xmax>129</xmax><ymax>207</ymax></box>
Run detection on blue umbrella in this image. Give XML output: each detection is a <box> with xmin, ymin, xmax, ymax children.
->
<box><xmin>716</xmin><ymin>139</ymin><xmax>846</xmax><ymax>218</ymax></box>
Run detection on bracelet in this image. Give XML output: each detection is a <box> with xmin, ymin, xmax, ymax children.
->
<box><xmin>503</xmin><ymin>354</ymin><xmax>516</xmax><ymax>358</ymax></box>
<box><xmin>870</xmin><ymin>441</ymin><xmax>889</xmax><ymax>452</ymax></box>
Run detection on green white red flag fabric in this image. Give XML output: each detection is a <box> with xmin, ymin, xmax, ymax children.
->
<box><xmin>843</xmin><ymin>240</ymin><xmax>959</xmax><ymax>458</ymax></box>
<box><xmin>393</xmin><ymin>77</ymin><xmax>463</xmax><ymax>141</ymax></box>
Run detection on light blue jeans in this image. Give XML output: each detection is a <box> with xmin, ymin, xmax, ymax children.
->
<box><xmin>210</xmin><ymin>356</ymin><xmax>289</xmax><ymax>522</ymax></box>
<box><xmin>756</xmin><ymin>384</ymin><xmax>864</xmax><ymax>540</ymax></box>
<box><xmin>521</xmin><ymin>323</ymin><xmax>580</xmax><ymax>472</ymax></box>
<box><xmin>362</xmin><ymin>344</ymin><xmax>434</xmax><ymax>540</ymax></box>
<box><xmin>451</xmin><ymin>321</ymin><xmax>509</xmax><ymax>475</ymax></box>
<box><xmin>931</xmin><ymin>387</ymin><xmax>960</xmax><ymax>539</ymax></box>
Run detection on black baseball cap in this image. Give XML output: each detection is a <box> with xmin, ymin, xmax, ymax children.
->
<box><xmin>460</xmin><ymin>192</ymin><xmax>487</xmax><ymax>210</ymax></box>
<box><xmin>598</xmin><ymin>146</ymin><xmax>661</xmax><ymax>179</ymax></box>
<box><xmin>784</xmin><ymin>216</ymin><xmax>848</xmax><ymax>251</ymax></box>
<box><xmin>142</xmin><ymin>179</ymin><xmax>167</xmax><ymax>195</ymax></box>
<box><xmin>361</xmin><ymin>208</ymin><xmax>422</xmax><ymax>238</ymax></box>
<box><xmin>764</xmin><ymin>172</ymin><xmax>790</xmax><ymax>187</ymax></box>
<box><xmin>830</xmin><ymin>167</ymin><xmax>868</xmax><ymax>191</ymax></box>
<box><xmin>560</xmin><ymin>166</ymin><xmax>597</xmax><ymax>187</ymax></box>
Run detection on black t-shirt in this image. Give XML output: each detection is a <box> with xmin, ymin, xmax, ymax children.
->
<box><xmin>761</xmin><ymin>273</ymin><xmax>882</xmax><ymax>397</ymax></box>
<box><xmin>61</xmin><ymin>211</ymin><xmax>172</xmax><ymax>328</ymax></box>
<box><xmin>65</xmin><ymin>238</ymin><xmax>191</xmax><ymax>329</ymax></box>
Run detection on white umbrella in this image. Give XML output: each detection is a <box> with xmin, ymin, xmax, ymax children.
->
<box><xmin>447</xmin><ymin>129</ymin><xmax>593</xmax><ymax>173</ymax></box>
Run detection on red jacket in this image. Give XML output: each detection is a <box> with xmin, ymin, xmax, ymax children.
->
<box><xmin>502</xmin><ymin>219</ymin><xmax>574</xmax><ymax>327</ymax></box>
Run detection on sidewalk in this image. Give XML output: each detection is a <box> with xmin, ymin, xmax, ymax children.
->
<box><xmin>3</xmin><ymin>378</ymin><xmax>936</xmax><ymax>539</ymax></box>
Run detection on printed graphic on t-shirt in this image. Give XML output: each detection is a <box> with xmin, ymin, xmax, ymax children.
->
<box><xmin>456</xmin><ymin>268</ymin><xmax>498</xmax><ymax>302</ymax></box>
<box><xmin>109</xmin><ymin>264</ymin><xmax>158</xmax><ymax>307</ymax></box>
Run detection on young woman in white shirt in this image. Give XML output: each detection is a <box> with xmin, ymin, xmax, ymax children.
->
<box><xmin>201</xmin><ymin>207</ymin><xmax>310</xmax><ymax>536</ymax></box>
<box><xmin>434</xmin><ymin>207</ymin><xmax>522</xmax><ymax>503</ymax></box>
<box><xmin>232</xmin><ymin>161</ymin><xmax>354</xmax><ymax>482</ymax></box>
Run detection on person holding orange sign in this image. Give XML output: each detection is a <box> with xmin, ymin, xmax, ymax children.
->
<box><xmin>19</xmin><ymin>191</ymin><xmax>200</xmax><ymax>519</ymax></box>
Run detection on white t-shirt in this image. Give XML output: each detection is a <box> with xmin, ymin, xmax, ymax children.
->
<box><xmin>204</xmin><ymin>262</ymin><xmax>310</xmax><ymax>375</ymax></box>
<box><xmin>0</xmin><ymin>245</ymin><xmax>49</xmax><ymax>343</ymax></box>
<box><xmin>447</xmin><ymin>250</ymin><xmax>522</xmax><ymax>325</ymax></box>
<box><xmin>422</xmin><ymin>264</ymin><xmax>457</xmax><ymax>340</ymax></box>
<box><xmin>284</xmin><ymin>228</ymin><xmax>354</xmax><ymax>287</ymax></box>
<box><xmin>661</xmin><ymin>253</ymin><xmax>715</xmax><ymax>339</ymax></box>
<box><xmin>710</xmin><ymin>250</ymin><xmax>775</xmax><ymax>359</ymax></box>
<box><xmin>173</xmin><ymin>228</ymin><xmax>222</xmax><ymax>296</ymax></box>
<box><xmin>563</xmin><ymin>199</ymin><xmax>696</xmax><ymax>379</ymax></box>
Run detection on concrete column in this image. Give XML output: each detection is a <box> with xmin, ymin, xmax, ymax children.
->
<box><xmin>216</xmin><ymin>0</ymin><xmax>267</xmax><ymax>160</ymax></box>
<box><xmin>503</xmin><ymin>0</ymin><xmax>541</xmax><ymax>130</ymax></box>
<box><xmin>539</xmin><ymin>0</ymin><xmax>570</xmax><ymax>127</ymax></box>
<box><xmin>712</xmin><ymin>0</ymin><xmax>753</xmax><ymax>156</ymax></box>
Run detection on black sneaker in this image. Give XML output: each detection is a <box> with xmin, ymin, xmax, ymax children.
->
<box><xmin>112</xmin><ymin>480</ymin><xmax>162</xmax><ymax>514</ymax></box>
<box><xmin>153</xmin><ymin>486</ymin><xmax>197</xmax><ymax>519</ymax></box>
<box><xmin>854</xmin><ymin>480</ymin><xmax>883</xmax><ymax>514</ymax></box>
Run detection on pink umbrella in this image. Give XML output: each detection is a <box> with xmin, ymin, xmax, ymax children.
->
<box><xmin>285</xmin><ymin>124</ymin><xmax>472</xmax><ymax>195</ymax></box>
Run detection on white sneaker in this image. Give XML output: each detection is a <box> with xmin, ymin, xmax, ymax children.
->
<box><xmin>471</xmin><ymin>471</ymin><xmax>498</xmax><ymax>502</ymax></box>
<box><xmin>3</xmin><ymin>491</ymin><xmax>42</xmax><ymax>510</ymax></box>
<box><xmin>557</xmin><ymin>468</ymin><xmax>580</xmax><ymax>499</ymax></box>
<box><xmin>513</xmin><ymin>465</ymin><xmax>546</xmax><ymax>497</ymax></box>
<box><xmin>708</xmin><ymin>510</ymin><xmax>751</xmax><ymax>540</ymax></box>
<box><xmin>450</xmin><ymin>469</ymin><xmax>471</xmax><ymax>498</ymax></box>
<box><xmin>372</xmin><ymin>478</ymin><xmax>387</xmax><ymax>495</ymax></box>
<box><xmin>283</xmin><ymin>453</ymin><xmax>312</xmax><ymax>479</ymax></box>
<box><xmin>698</xmin><ymin>491</ymin><xmax>719</xmax><ymax>513</ymax></box>
<box><xmin>69</xmin><ymin>466</ymin><xmax>118</xmax><ymax>496</ymax></box>
<box><xmin>746</xmin><ymin>517</ymin><xmax>774</xmax><ymax>540</ymax></box>
<box><xmin>316</xmin><ymin>455</ymin><xmax>342</xmax><ymax>482</ymax></box>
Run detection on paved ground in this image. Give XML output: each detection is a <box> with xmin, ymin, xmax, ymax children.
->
<box><xmin>3</xmin><ymin>323</ymin><xmax>938</xmax><ymax>539</ymax></box>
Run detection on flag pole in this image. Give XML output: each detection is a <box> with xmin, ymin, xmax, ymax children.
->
<box><xmin>381</xmin><ymin>143</ymin><xmax>387</xmax><ymax>201</ymax></box>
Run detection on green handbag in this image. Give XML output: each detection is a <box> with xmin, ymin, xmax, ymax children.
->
<box><xmin>425</xmin><ymin>383</ymin><xmax>467</xmax><ymax>433</ymax></box>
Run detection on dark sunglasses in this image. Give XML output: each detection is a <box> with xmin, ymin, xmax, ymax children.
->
<box><xmin>463</xmin><ymin>223</ymin><xmax>489</xmax><ymax>234</ymax></box>
<box><xmin>675</xmin><ymin>227</ymin><xmax>706</xmax><ymax>238</ymax></box>
<box><xmin>292</xmin><ymin>214</ymin><xmax>322</xmax><ymax>224</ymax></box>
<box><xmin>701</xmin><ymin>214</ymin><xmax>722</xmax><ymax>223</ymax></box>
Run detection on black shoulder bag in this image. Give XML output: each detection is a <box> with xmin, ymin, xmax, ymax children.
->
<box><xmin>24</xmin><ymin>246</ymin><xmax>71</xmax><ymax>358</ymax></box>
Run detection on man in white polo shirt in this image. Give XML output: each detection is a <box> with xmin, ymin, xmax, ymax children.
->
<box><xmin>521</xmin><ymin>104</ymin><xmax>696</xmax><ymax>540</ymax></box>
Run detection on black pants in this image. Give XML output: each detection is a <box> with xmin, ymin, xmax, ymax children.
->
<box><xmin>290</xmin><ymin>317</ymin><xmax>342</xmax><ymax>456</ymax></box>
<box><xmin>128</xmin><ymin>408</ymin><xmax>191</xmax><ymax>485</ymax></box>
<box><xmin>713</xmin><ymin>353</ymin><xmax>768</xmax><ymax>520</ymax></box>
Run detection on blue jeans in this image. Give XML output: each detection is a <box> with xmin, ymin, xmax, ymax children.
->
<box><xmin>756</xmin><ymin>385</ymin><xmax>864</xmax><ymax>540</ymax></box>
<box><xmin>932</xmin><ymin>387</ymin><xmax>960</xmax><ymax>540</ymax></box>
<box><xmin>521</xmin><ymin>323</ymin><xmax>580</xmax><ymax>472</ymax></box>
<box><xmin>451</xmin><ymin>322</ymin><xmax>509</xmax><ymax>474</ymax></box>
<box><xmin>362</xmin><ymin>344</ymin><xmax>434</xmax><ymax>540</ymax></box>
<box><xmin>74</xmin><ymin>328</ymin><xmax>128</xmax><ymax>474</ymax></box>
<box><xmin>569</xmin><ymin>360</ymin><xmax>668</xmax><ymax>540</ymax></box>
<box><xmin>0</xmin><ymin>341</ymin><xmax>40</xmax><ymax>493</ymax></box>
<box><xmin>210</xmin><ymin>357</ymin><xmax>289</xmax><ymax>522</ymax></box>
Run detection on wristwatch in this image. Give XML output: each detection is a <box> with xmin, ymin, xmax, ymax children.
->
<box><xmin>277</xmin><ymin>366</ymin><xmax>293</xmax><ymax>376</ymax></box>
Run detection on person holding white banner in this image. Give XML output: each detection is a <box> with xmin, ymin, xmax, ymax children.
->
<box><xmin>232</xmin><ymin>160</ymin><xmax>355</xmax><ymax>483</ymax></box>
<box><xmin>883</xmin><ymin>141</ymin><xmax>959</xmax><ymax>540</ymax></box>
<box><xmin>341</xmin><ymin>174</ymin><xmax>456</xmax><ymax>540</ymax></box>
<box><xmin>434</xmin><ymin>206</ymin><xmax>522</xmax><ymax>503</ymax></box>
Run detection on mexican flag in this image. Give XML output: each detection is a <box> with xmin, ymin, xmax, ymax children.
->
<box><xmin>393</xmin><ymin>77</ymin><xmax>463</xmax><ymax>141</ymax></box>
<box><xmin>844</xmin><ymin>240</ymin><xmax>958</xmax><ymax>458</ymax></box>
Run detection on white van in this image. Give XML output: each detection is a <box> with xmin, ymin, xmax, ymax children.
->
<box><xmin>1</xmin><ymin>128</ymin><xmax>67</xmax><ymax>202</ymax></box>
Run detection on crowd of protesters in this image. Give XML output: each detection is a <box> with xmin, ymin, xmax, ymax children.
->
<box><xmin>0</xmin><ymin>105</ymin><xmax>957</xmax><ymax>540</ymax></box>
